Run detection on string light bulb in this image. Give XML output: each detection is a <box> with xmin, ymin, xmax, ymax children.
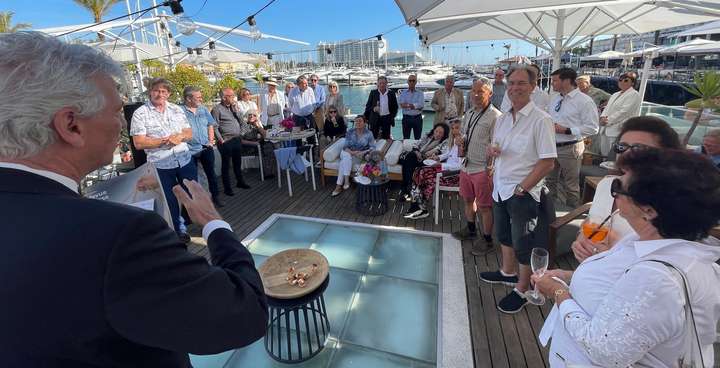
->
<box><xmin>169</xmin><ymin>0</ymin><xmax>198</xmax><ymax>36</ymax></box>
<box><xmin>186</xmin><ymin>47</ymin><xmax>195</xmax><ymax>64</ymax></box>
<box><xmin>208</xmin><ymin>41</ymin><xmax>218</xmax><ymax>62</ymax></box>
<box><xmin>247</xmin><ymin>15</ymin><xmax>261</xmax><ymax>41</ymax></box>
<box><xmin>194</xmin><ymin>48</ymin><xmax>204</xmax><ymax>65</ymax></box>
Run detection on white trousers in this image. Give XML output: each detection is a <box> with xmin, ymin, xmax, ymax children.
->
<box><xmin>337</xmin><ymin>151</ymin><xmax>361</xmax><ymax>185</ymax></box>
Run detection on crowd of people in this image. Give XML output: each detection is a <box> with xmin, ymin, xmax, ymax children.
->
<box><xmin>1</xmin><ymin>31</ymin><xmax>718</xmax><ymax>367</ymax></box>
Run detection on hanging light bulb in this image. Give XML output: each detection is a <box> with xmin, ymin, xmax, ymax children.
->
<box><xmin>186</xmin><ymin>47</ymin><xmax>195</xmax><ymax>65</ymax></box>
<box><xmin>376</xmin><ymin>35</ymin><xmax>384</xmax><ymax>49</ymax></box>
<box><xmin>169</xmin><ymin>0</ymin><xmax>198</xmax><ymax>36</ymax></box>
<box><xmin>247</xmin><ymin>16</ymin><xmax>261</xmax><ymax>41</ymax></box>
<box><xmin>208</xmin><ymin>41</ymin><xmax>218</xmax><ymax>62</ymax></box>
<box><xmin>194</xmin><ymin>48</ymin><xmax>204</xmax><ymax>65</ymax></box>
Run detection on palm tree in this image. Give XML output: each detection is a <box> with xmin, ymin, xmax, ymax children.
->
<box><xmin>0</xmin><ymin>11</ymin><xmax>31</xmax><ymax>33</ymax></box>
<box><xmin>72</xmin><ymin>0</ymin><xmax>121</xmax><ymax>41</ymax></box>
<box><xmin>681</xmin><ymin>71</ymin><xmax>720</xmax><ymax>146</ymax></box>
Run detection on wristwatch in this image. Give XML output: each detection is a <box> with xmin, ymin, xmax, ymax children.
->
<box><xmin>514</xmin><ymin>185</ymin><xmax>527</xmax><ymax>196</ymax></box>
<box><xmin>554</xmin><ymin>288</ymin><xmax>568</xmax><ymax>300</ymax></box>
<box><xmin>564</xmin><ymin>127</ymin><xmax>572</xmax><ymax>135</ymax></box>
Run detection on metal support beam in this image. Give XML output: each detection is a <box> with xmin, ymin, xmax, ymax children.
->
<box><xmin>480</xmin><ymin>19</ymin><xmax>551</xmax><ymax>52</ymax></box>
<box><xmin>563</xmin><ymin>2</ymin><xmax>647</xmax><ymax>50</ymax></box>
<box><xmin>562</xmin><ymin>7</ymin><xmax>598</xmax><ymax>49</ymax></box>
<box><xmin>523</xmin><ymin>13</ymin><xmax>554</xmax><ymax>48</ymax></box>
<box><xmin>552</xmin><ymin>9</ymin><xmax>566</xmax><ymax>70</ymax></box>
<box><xmin>597</xmin><ymin>6</ymin><xmax>642</xmax><ymax>35</ymax></box>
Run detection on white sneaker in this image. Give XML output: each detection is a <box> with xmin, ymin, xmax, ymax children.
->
<box><xmin>331</xmin><ymin>189</ymin><xmax>342</xmax><ymax>197</ymax></box>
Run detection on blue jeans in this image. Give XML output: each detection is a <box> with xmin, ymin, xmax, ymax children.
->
<box><xmin>157</xmin><ymin>160</ymin><xmax>198</xmax><ymax>233</ymax></box>
<box><xmin>193</xmin><ymin>146</ymin><xmax>219</xmax><ymax>198</ymax></box>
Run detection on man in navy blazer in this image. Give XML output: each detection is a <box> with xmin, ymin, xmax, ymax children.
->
<box><xmin>363</xmin><ymin>76</ymin><xmax>398</xmax><ymax>139</ymax></box>
<box><xmin>0</xmin><ymin>32</ymin><xmax>268</xmax><ymax>367</ymax></box>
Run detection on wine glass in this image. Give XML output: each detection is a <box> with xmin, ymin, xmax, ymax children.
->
<box><xmin>527</xmin><ymin>247</ymin><xmax>549</xmax><ymax>305</ymax></box>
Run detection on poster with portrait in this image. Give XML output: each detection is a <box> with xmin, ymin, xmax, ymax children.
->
<box><xmin>83</xmin><ymin>163</ymin><xmax>173</xmax><ymax>229</ymax></box>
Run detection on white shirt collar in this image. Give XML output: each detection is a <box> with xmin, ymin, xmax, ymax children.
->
<box><xmin>563</xmin><ymin>88</ymin><xmax>580</xmax><ymax>99</ymax></box>
<box><xmin>0</xmin><ymin>162</ymin><xmax>79</xmax><ymax>193</ymax></box>
<box><xmin>503</xmin><ymin>100</ymin><xmax>537</xmax><ymax>115</ymax></box>
<box><xmin>632</xmin><ymin>237</ymin><xmax>689</xmax><ymax>258</ymax></box>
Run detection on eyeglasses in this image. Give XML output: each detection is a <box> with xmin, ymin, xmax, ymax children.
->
<box><xmin>311</xmin><ymin>79</ymin><xmax>318</xmax><ymax>82</ymax></box>
<box><xmin>330</xmin><ymin>85</ymin><xmax>337</xmax><ymax>88</ymax></box>
<box><xmin>621</xmin><ymin>78</ymin><xmax>632</xmax><ymax>83</ymax></box>
<box><xmin>612</xmin><ymin>142</ymin><xmax>652</xmax><ymax>154</ymax></box>
<box><xmin>247</xmin><ymin>114</ymin><xmax>257</xmax><ymax>117</ymax></box>
<box><xmin>329</xmin><ymin>111</ymin><xmax>337</xmax><ymax>114</ymax></box>
<box><xmin>610</xmin><ymin>178</ymin><xmax>632</xmax><ymax>198</ymax></box>
<box><xmin>408</xmin><ymin>79</ymin><xmax>417</xmax><ymax>82</ymax></box>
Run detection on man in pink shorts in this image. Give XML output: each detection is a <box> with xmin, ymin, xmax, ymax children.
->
<box><xmin>453</xmin><ymin>78</ymin><xmax>501</xmax><ymax>245</ymax></box>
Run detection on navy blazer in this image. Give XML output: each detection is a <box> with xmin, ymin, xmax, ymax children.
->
<box><xmin>363</xmin><ymin>89</ymin><xmax>399</xmax><ymax>127</ymax></box>
<box><xmin>0</xmin><ymin>168</ymin><xmax>268</xmax><ymax>367</ymax></box>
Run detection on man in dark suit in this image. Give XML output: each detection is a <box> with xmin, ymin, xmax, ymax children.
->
<box><xmin>364</xmin><ymin>76</ymin><xmax>398</xmax><ymax>139</ymax></box>
<box><xmin>0</xmin><ymin>32</ymin><xmax>268</xmax><ymax>367</ymax></box>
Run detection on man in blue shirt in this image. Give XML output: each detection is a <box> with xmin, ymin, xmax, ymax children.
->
<box><xmin>310</xmin><ymin>74</ymin><xmax>326</xmax><ymax>132</ymax></box>
<box><xmin>398</xmin><ymin>74</ymin><xmax>424</xmax><ymax>139</ymax></box>
<box><xmin>182</xmin><ymin>86</ymin><xmax>223</xmax><ymax>207</ymax></box>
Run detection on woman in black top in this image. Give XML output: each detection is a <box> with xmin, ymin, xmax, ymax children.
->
<box><xmin>323</xmin><ymin>105</ymin><xmax>347</xmax><ymax>140</ymax></box>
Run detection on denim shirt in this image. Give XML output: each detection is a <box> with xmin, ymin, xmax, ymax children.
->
<box><xmin>344</xmin><ymin>128</ymin><xmax>375</xmax><ymax>151</ymax></box>
<box><xmin>182</xmin><ymin>105</ymin><xmax>216</xmax><ymax>156</ymax></box>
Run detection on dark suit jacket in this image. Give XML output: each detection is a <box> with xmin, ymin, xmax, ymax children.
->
<box><xmin>0</xmin><ymin>168</ymin><xmax>268</xmax><ymax>367</ymax></box>
<box><xmin>363</xmin><ymin>89</ymin><xmax>399</xmax><ymax>128</ymax></box>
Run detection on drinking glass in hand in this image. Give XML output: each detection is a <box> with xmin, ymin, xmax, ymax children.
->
<box><xmin>527</xmin><ymin>247</ymin><xmax>549</xmax><ymax>305</ymax></box>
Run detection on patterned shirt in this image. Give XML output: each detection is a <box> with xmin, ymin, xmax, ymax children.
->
<box><xmin>130</xmin><ymin>102</ymin><xmax>192</xmax><ymax>169</ymax></box>
<box><xmin>343</xmin><ymin>128</ymin><xmax>375</xmax><ymax>151</ymax></box>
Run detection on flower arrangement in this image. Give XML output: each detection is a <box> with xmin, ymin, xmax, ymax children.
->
<box><xmin>359</xmin><ymin>150</ymin><xmax>387</xmax><ymax>181</ymax></box>
<box><xmin>280</xmin><ymin>117</ymin><xmax>295</xmax><ymax>131</ymax></box>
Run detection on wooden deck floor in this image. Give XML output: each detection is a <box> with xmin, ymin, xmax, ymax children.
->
<box><xmin>185</xmin><ymin>168</ymin><xmax>717</xmax><ymax>368</ymax></box>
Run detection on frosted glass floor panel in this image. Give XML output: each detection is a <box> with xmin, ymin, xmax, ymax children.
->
<box><xmin>321</xmin><ymin>268</ymin><xmax>362</xmax><ymax>337</ymax></box>
<box><xmin>188</xmin><ymin>350</ymin><xmax>234</xmax><ymax>368</ymax></box>
<box><xmin>312</xmin><ymin>224</ymin><xmax>380</xmax><ymax>273</ymax></box>
<box><xmin>225</xmin><ymin>337</ymin><xmax>335</xmax><ymax>368</ymax></box>
<box><xmin>342</xmin><ymin>275</ymin><xmax>438</xmax><ymax>363</ymax></box>
<box><xmin>330</xmin><ymin>343</ymin><xmax>435</xmax><ymax>368</ymax></box>
<box><xmin>248</xmin><ymin>218</ymin><xmax>326</xmax><ymax>256</ymax></box>
<box><xmin>368</xmin><ymin>231</ymin><xmax>441</xmax><ymax>284</ymax></box>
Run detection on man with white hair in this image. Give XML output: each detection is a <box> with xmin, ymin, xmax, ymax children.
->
<box><xmin>431</xmin><ymin>75</ymin><xmax>464</xmax><ymax>124</ymax></box>
<box><xmin>452</xmin><ymin>78</ymin><xmax>501</xmax><ymax>249</ymax></box>
<box><xmin>0</xmin><ymin>32</ymin><xmax>267</xmax><ymax>366</ymax></box>
<box><xmin>131</xmin><ymin>77</ymin><xmax>196</xmax><ymax>242</ymax></box>
<box><xmin>309</xmin><ymin>74</ymin><xmax>327</xmax><ymax>130</ymax></box>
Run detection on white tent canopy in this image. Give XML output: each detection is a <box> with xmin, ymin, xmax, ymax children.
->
<box><xmin>675</xmin><ymin>19</ymin><xmax>720</xmax><ymax>37</ymax></box>
<box><xmin>581</xmin><ymin>50</ymin><xmax>626</xmax><ymax>60</ymax></box>
<box><xmin>395</xmin><ymin>0</ymin><xmax>720</xmax><ymax>69</ymax></box>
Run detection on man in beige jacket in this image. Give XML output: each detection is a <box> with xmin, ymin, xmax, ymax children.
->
<box><xmin>431</xmin><ymin>75</ymin><xmax>464</xmax><ymax>124</ymax></box>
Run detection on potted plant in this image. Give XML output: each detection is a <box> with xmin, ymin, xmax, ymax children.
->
<box><xmin>681</xmin><ymin>71</ymin><xmax>720</xmax><ymax>146</ymax></box>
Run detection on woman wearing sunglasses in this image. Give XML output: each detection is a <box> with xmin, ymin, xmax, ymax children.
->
<box><xmin>534</xmin><ymin>147</ymin><xmax>720</xmax><ymax>368</ymax></box>
<box><xmin>323</xmin><ymin>105</ymin><xmax>347</xmax><ymax>140</ymax></box>
<box><xmin>571</xmin><ymin>116</ymin><xmax>683</xmax><ymax>262</ymax></box>
<box><xmin>598</xmin><ymin>72</ymin><xmax>642</xmax><ymax>157</ymax></box>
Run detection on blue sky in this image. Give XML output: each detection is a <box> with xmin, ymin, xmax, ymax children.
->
<box><xmin>3</xmin><ymin>0</ymin><xmax>537</xmax><ymax>65</ymax></box>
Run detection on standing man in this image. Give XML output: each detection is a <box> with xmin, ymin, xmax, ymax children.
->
<box><xmin>480</xmin><ymin>65</ymin><xmax>557</xmax><ymax>314</ymax></box>
<box><xmin>288</xmin><ymin>75</ymin><xmax>317</xmax><ymax>131</ymax></box>
<box><xmin>182</xmin><ymin>86</ymin><xmax>223</xmax><ymax>208</ymax></box>
<box><xmin>398</xmin><ymin>74</ymin><xmax>424</xmax><ymax>139</ymax></box>
<box><xmin>364</xmin><ymin>76</ymin><xmax>398</xmax><ymax>139</ymax></box>
<box><xmin>491</xmin><ymin>69</ymin><xmax>507</xmax><ymax>109</ymax></box>
<box><xmin>431</xmin><ymin>75</ymin><xmax>464</xmax><ymax>124</ymax></box>
<box><xmin>547</xmin><ymin>67</ymin><xmax>599</xmax><ymax>207</ymax></box>
<box><xmin>211</xmin><ymin>88</ymin><xmax>251</xmax><ymax>196</ymax></box>
<box><xmin>309</xmin><ymin>74</ymin><xmax>326</xmax><ymax>131</ymax></box>
<box><xmin>0</xmin><ymin>32</ymin><xmax>268</xmax><ymax>366</ymax></box>
<box><xmin>452</xmin><ymin>78</ymin><xmax>501</xmax><ymax>249</ymax></box>
<box><xmin>131</xmin><ymin>77</ymin><xmax>197</xmax><ymax>243</ymax></box>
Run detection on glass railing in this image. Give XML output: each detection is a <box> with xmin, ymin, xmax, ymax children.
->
<box><xmin>640</xmin><ymin>101</ymin><xmax>720</xmax><ymax>146</ymax></box>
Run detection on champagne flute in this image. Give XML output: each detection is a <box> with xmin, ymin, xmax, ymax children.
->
<box><xmin>527</xmin><ymin>247</ymin><xmax>549</xmax><ymax>305</ymax></box>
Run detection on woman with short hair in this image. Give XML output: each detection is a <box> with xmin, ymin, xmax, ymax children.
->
<box><xmin>599</xmin><ymin>72</ymin><xmax>642</xmax><ymax>156</ymax></box>
<box><xmin>332</xmin><ymin>115</ymin><xmax>375</xmax><ymax>197</ymax></box>
<box><xmin>535</xmin><ymin>148</ymin><xmax>720</xmax><ymax>367</ymax></box>
<box><xmin>325</xmin><ymin>80</ymin><xmax>345</xmax><ymax>116</ymax></box>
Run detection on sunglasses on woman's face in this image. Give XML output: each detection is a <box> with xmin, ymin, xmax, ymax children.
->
<box><xmin>610</xmin><ymin>178</ymin><xmax>632</xmax><ymax>199</ymax></box>
<box><xmin>613</xmin><ymin>142</ymin><xmax>652</xmax><ymax>154</ymax></box>
<box><xmin>329</xmin><ymin>111</ymin><xmax>337</xmax><ymax>114</ymax></box>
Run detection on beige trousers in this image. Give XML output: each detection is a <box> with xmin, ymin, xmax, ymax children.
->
<box><xmin>546</xmin><ymin>141</ymin><xmax>584</xmax><ymax>207</ymax></box>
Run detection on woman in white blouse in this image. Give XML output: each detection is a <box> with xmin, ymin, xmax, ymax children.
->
<box><xmin>598</xmin><ymin>73</ymin><xmax>642</xmax><ymax>156</ymax></box>
<box><xmin>571</xmin><ymin>116</ymin><xmax>683</xmax><ymax>262</ymax></box>
<box><xmin>235</xmin><ymin>88</ymin><xmax>259</xmax><ymax>123</ymax></box>
<box><xmin>260</xmin><ymin>78</ymin><xmax>286</xmax><ymax>128</ymax></box>
<box><xmin>534</xmin><ymin>148</ymin><xmax>720</xmax><ymax>368</ymax></box>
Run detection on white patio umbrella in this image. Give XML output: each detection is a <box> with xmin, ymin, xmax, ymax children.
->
<box><xmin>675</xmin><ymin>19</ymin><xmax>720</xmax><ymax>38</ymax></box>
<box><xmin>658</xmin><ymin>37</ymin><xmax>716</xmax><ymax>54</ymax></box>
<box><xmin>675</xmin><ymin>40</ymin><xmax>720</xmax><ymax>54</ymax></box>
<box><xmin>580</xmin><ymin>50</ymin><xmax>627</xmax><ymax>61</ymax></box>
<box><xmin>395</xmin><ymin>0</ymin><xmax>720</xmax><ymax>71</ymax></box>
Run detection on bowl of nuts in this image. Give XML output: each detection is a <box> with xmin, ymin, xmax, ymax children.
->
<box><xmin>258</xmin><ymin>248</ymin><xmax>330</xmax><ymax>299</ymax></box>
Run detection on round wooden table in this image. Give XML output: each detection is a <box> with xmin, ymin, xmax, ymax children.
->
<box><xmin>258</xmin><ymin>249</ymin><xmax>331</xmax><ymax>363</ymax></box>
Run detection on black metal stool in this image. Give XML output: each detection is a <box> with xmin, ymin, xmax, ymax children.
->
<box><xmin>264</xmin><ymin>275</ymin><xmax>331</xmax><ymax>363</ymax></box>
<box><xmin>355</xmin><ymin>178</ymin><xmax>389</xmax><ymax>216</ymax></box>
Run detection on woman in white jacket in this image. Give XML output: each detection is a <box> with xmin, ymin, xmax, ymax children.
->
<box><xmin>599</xmin><ymin>73</ymin><xmax>642</xmax><ymax>156</ymax></box>
<box><xmin>259</xmin><ymin>78</ymin><xmax>286</xmax><ymax>128</ymax></box>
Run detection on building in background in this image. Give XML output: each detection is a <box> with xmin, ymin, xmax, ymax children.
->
<box><xmin>376</xmin><ymin>51</ymin><xmax>426</xmax><ymax>66</ymax></box>
<box><xmin>317</xmin><ymin>38</ymin><xmax>387</xmax><ymax>66</ymax></box>
<box><xmin>591</xmin><ymin>21</ymin><xmax>719</xmax><ymax>53</ymax></box>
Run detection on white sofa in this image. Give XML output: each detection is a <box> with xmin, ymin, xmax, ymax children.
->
<box><xmin>320</xmin><ymin>138</ymin><xmax>390</xmax><ymax>186</ymax></box>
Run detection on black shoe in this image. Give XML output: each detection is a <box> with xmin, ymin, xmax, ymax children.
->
<box><xmin>479</xmin><ymin>270</ymin><xmax>518</xmax><ymax>286</ymax></box>
<box><xmin>406</xmin><ymin>209</ymin><xmax>429</xmax><ymax>220</ymax></box>
<box><xmin>404</xmin><ymin>203</ymin><xmax>421</xmax><ymax>217</ymax></box>
<box><xmin>497</xmin><ymin>289</ymin><xmax>528</xmax><ymax>314</ymax></box>
<box><xmin>177</xmin><ymin>232</ymin><xmax>191</xmax><ymax>244</ymax></box>
<box><xmin>236</xmin><ymin>181</ymin><xmax>251</xmax><ymax>189</ymax></box>
<box><xmin>452</xmin><ymin>226</ymin><xmax>478</xmax><ymax>241</ymax></box>
<box><xmin>224</xmin><ymin>190</ymin><xmax>235</xmax><ymax>196</ymax></box>
<box><xmin>212</xmin><ymin>196</ymin><xmax>224</xmax><ymax>208</ymax></box>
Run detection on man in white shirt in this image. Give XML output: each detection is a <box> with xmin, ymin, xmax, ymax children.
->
<box><xmin>131</xmin><ymin>77</ymin><xmax>196</xmax><ymax>242</ymax></box>
<box><xmin>288</xmin><ymin>75</ymin><xmax>317</xmax><ymax>130</ymax></box>
<box><xmin>398</xmin><ymin>74</ymin><xmax>424</xmax><ymax>139</ymax></box>
<box><xmin>363</xmin><ymin>76</ymin><xmax>398</xmax><ymax>139</ymax></box>
<box><xmin>480</xmin><ymin>65</ymin><xmax>557</xmax><ymax>314</ymax></box>
<box><xmin>547</xmin><ymin>67</ymin><xmax>599</xmax><ymax>207</ymax></box>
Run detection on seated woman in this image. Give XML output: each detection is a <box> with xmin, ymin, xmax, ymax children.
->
<box><xmin>332</xmin><ymin>115</ymin><xmax>375</xmax><ymax>197</ymax></box>
<box><xmin>404</xmin><ymin>119</ymin><xmax>464</xmax><ymax>220</ymax></box>
<box><xmin>571</xmin><ymin>116</ymin><xmax>682</xmax><ymax>262</ymax></box>
<box><xmin>534</xmin><ymin>148</ymin><xmax>720</xmax><ymax>368</ymax></box>
<box><xmin>399</xmin><ymin>123</ymin><xmax>450</xmax><ymax>200</ymax></box>
<box><xmin>323</xmin><ymin>105</ymin><xmax>347</xmax><ymax>140</ymax></box>
<box><xmin>238</xmin><ymin>108</ymin><xmax>275</xmax><ymax>179</ymax></box>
